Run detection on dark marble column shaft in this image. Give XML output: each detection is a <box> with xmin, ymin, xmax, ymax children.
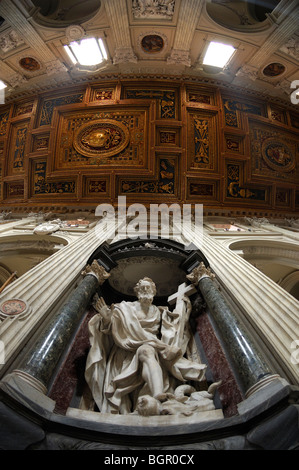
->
<box><xmin>196</xmin><ymin>275</ymin><xmax>273</xmax><ymax>395</ymax></box>
<box><xmin>15</xmin><ymin>264</ymin><xmax>106</xmax><ymax>393</ymax></box>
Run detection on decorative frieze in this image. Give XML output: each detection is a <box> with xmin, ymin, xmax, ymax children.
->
<box><xmin>132</xmin><ymin>0</ymin><xmax>175</xmax><ymax>20</ymax></box>
<box><xmin>0</xmin><ymin>29</ymin><xmax>25</xmax><ymax>53</ymax></box>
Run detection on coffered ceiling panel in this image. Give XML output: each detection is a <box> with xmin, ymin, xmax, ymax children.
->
<box><xmin>0</xmin><ymin>0</ymin><xmax>297</xmax><ymax>219</ymax></box>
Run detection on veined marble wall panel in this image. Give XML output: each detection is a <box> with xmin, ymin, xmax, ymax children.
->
<box><xmin>0</xmin><ymin>79</ymin><xmax>297</xmax><ymax>216</ymax></box>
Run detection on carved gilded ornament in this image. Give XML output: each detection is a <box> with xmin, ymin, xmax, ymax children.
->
<box><xmin>261</xmin><ymin>138</ymin><xmax>295</xmax><ymax>173</ymax></box>
<box><xmin>186</xmin><ymin>263</ymin><xmax>216</xmax><ymax>285</ymax></box>
<box><xmin>73</xmin><ymin>119</ymin><xmax>130</xmax><ymax>158</ymax></box>
<box><xmin>82</xmin><ymin>260</ymin><xmax>110</xmax><ymax>285</ymax></box>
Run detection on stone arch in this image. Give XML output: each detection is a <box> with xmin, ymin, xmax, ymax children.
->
<box><xmin>30</xmin><ymin>0</ymin><xmax>102</xmax><ymax>28</ymax></box>
<box><xmin>227</xmin><ymin>238</ymin><xmax>299</xmax><ymax>299</ymax></box>
<box><xmin>86</xmin><ymin>237</ymin><xmax>210</xmax><ymax>304</ymax></box>
<box><xmin>278</xmin><ymin>270</ymin><xmax>299</xmax><ymax>301</ymax></box>
<box><xmin>205</xmin><ymin>0</ymin><xmax>278</xmax><ymax>33</ymax></box>
<box><xmin>0</xmin><ymin>233</ymin><xmax>68</xmax><ymax>290</ymax></box>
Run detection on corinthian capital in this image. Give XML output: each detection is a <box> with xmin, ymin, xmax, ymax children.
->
<box><xmin>82</xmin><ymin>260</ymin><xmax>110</xmax><ymax>285</ymax></box>
<box><xmin>186</xmin><ymin>262</ymin><xmax>215</xmax><ymax>285</ymax></box>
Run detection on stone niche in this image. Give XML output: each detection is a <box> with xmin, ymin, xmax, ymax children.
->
<box><xmin>0</xmin><ymin>238</ymin><xmax>298</xmax><ymax>450</ymax></box>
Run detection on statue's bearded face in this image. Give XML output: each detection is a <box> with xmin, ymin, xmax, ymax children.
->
<box><xmin>136</xmin><ymin>280</ymin><xmax>155</xmax><ymax>306</ymax></box>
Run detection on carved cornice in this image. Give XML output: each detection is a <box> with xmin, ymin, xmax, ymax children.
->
<box><xmin>3</xmin><ymin>73</ymin><xmax>299</xmax><ymax>111</ymax></box>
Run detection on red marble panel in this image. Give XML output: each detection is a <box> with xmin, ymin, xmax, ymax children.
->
<box><xmin>48</xmin><ymin>310</ymin><xmax>94</xmax><ymax>414</ymax></box>
<box><xmin>196</xmin><ymin>312</ymin><xmax>244</xmax><ymax>417</ymax></box>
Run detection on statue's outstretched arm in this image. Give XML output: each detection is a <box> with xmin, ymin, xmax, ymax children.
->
<box><xmin>92</xmin><ymin>293</ymin><xmax>114</xmax><ymax>322</ymax></box>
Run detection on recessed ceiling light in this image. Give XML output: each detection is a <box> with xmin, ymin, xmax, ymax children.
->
<box><xmin>203</xmin><ymin>41</ymin><xmax>236</xmax><ymax>68</ymax></box>
<box><xmin>64</xmin><ymin>37</ymin><xmax>108</xmax><ymax>66</ymax></box>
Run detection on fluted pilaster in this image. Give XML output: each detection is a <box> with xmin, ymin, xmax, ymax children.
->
<box><xmin>182</xmin><ymin>225</ymin><xmax>299</xmax><ymax>384</ymax></box>
<box><xmin>103</xmin><ymin>0</ymin><xmax>137</xmax><ymax>64</ymax></box>
<box><xmin>167</xmin><ymin>0</ymin><xmax>204</xmax><ymax>66</ymax></box>
<box><xmin>246</xmin><ymin>4</ymin><xmax>299</xmax><ymax>68</ymax></box>
<box><xmin>0</xmin><ymin>0</ymin><xmax>56</xmax><ymax>63</ymax></box>
<box><xmin>0</xmin><ymin>219</ymin><xmax>116</xmax><ymax>374</ymax></box>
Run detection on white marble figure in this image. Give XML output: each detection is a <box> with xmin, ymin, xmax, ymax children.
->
<box><xmin>85</xmin><ymin>277</ymin><xmax>210</xmax><ymax>415</ymax></box>
<box><xmin>33</xmin><ymin>219</ymin><xmax>62</xmax><ymax>235</ymax></box>
<box><xmin>136</xmin><ymin>382</ymin><xmax>221</xmax><ymax>416</ymax></box>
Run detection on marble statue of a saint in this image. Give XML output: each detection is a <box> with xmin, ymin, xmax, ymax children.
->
<box><xmin>85</xmin><ymin>277</ymin><xmax>208</xmax><ymax>415</ymax></box>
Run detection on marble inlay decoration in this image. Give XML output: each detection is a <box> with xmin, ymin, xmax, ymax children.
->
<box><xmin>0</xmin><ymin>299</ymin><xmax>28</xmax><ymax>319</ymax></box>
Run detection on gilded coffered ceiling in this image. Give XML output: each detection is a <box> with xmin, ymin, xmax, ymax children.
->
<box><xmin>0</xmin><ymin>0</ymin><xmax>298</xmax><ymax>218</ymax></box>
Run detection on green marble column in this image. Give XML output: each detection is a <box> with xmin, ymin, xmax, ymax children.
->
<box><xmin>14</xmin><ymin>261</ymin><xmax>109</xmax><ymax>394</ymax></box>
<box><xmin>187</xmin><ymin>263</ymin><xmax>277</xmax><ymax>397</ymax></box>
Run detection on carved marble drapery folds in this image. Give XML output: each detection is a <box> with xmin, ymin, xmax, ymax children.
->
<box><xmin>84</xmin><ymin>278</ymin><xmax>214</xmax><ymax>416</ymax></box>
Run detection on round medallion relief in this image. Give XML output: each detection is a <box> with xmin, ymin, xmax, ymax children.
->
<box><xmin>262</xmin><ymin>62</ymin><xmax>285</xmax><ymax>77</ymax></box>
<box><xmin>19</xmin><ymin>57</ymin><xmax>41</xmax><ymax>72</ymax></box>
<box><xmin>0</xmin><ymin>299</ymin><xmax>28</xmax><ymax>317</ymax></box>
<box><xmin>261</xmin><ymin>138</ymin><xmax>295</xmax><ymax>173</ymax></box>
<box><xmin>141</xmin><ymin>34</ymin><xmax>164</xmax><ymax>53</ymax></box>
<box><xmin>73</xmin><ymin>119</ymin><xmax>130</xmax><ymax>158</ymax></box>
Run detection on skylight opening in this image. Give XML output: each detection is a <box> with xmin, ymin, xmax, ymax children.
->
<box><xmin>64</xmin><ymin>37</ymin><xmax>108</xmax><ymax>66</ymax></box>
<box><xmin>0</xmin><ymin>80</ymin><xmax>7</xmax><ymax>90</ymax></box>
<box><xmin>203</xmin><ymin>41</ymin><xmax>236</xmax><ymax>68</ymax></box>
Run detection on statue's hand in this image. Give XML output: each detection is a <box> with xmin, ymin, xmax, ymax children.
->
<box><xmin>161</xmin><ymin>344</ymin><xmax>182</xmax><ymax>362</ymax></box>
<box><xmin>182</xmin><ymin>295</ymin><xmax>192</xmax><ymax>315</ymax></box>
<box><xmin>93</xmin><ymin>295</ymin><xmax>113</xmax><ymax>321</ymax></box>
<box><xmin>183</xmin><ymin>295</ymin><xmax>191</xmax><ymax>307</ymax></box>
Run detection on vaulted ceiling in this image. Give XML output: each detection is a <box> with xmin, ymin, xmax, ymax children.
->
<box><xmin>0</xmin><ymin>0</ymin><xmax>298</xmax><ymax>103</ymax></box>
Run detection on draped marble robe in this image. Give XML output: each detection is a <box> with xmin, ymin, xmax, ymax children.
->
<box><xmin>85</xmin><ymin>297</ymin><xmax>207</xmax><ymax>414</ymax></box>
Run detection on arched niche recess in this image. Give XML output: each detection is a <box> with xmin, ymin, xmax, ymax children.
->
<box><xmin>205</xmin><ymin>0</ymin><xmax>279</xmax><ymax>33</ymax></box>
<box><xmin>228</xmin><ymin>238</ymin><xmax>299</xmax><ymax>300</ymax></box>
<box><xmin>86</xmin><ymin>237</ymin><xmax>210</xmax><ymax>305</ymax></box>
<box><xmin>2</xmin><ymin>237</ymin><xmax>297</xmax><ymax>450</ymax></box>
<box><xmin>47</xmin><ymin>238</ymin><xmax>244</xmax><ymax>424</ymax></box>
<box><xmin>0</xmin><ymin>233</ymin><xmax>68</xmax><ymax>289</ymax></box>
<box><xmin>30</xmin><ymin>0</ymin><xmax>102</xmax><ymax>28</ymax></box>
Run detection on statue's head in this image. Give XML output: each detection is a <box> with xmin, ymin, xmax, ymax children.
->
<box><xmin>134</xmin><ymin>277</ymin><xmax>156</xmax><ymax>306</ymax></box>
